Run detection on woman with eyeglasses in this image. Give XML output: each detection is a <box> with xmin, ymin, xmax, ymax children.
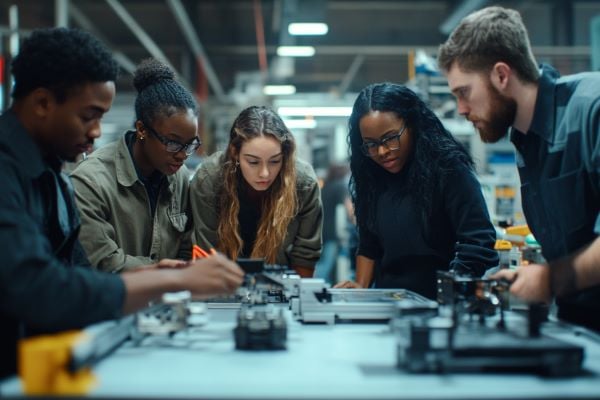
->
<box><xmin>71</xmin><ymin>58</ymin><xmax>201</xmax><ymax>272</ymax></box>
<box><xmin>190</xmin><ymin>106</ymin><xmax>322</xmax><ymax>277</ymax></box>
<box><xmin>334</xmin><ymin>83</ymin><xmax>498</xmax><ymax>298</ymax></box>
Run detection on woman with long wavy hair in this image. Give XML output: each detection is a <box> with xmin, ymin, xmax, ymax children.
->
<box><xmin>190</xmin><ymin>106</ymin><xmax>322</xmax><ymax>277</ymax></box>
<box><xmin>335</xmin><ymin>83</ymin><xmax>498</xmax><ymax>298</ymax></box>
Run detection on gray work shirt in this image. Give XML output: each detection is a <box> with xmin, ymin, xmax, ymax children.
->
<box><xmin>510</xmin><ymin>64</ymin><xmax>600</xmax><ymax>331</ymax></box>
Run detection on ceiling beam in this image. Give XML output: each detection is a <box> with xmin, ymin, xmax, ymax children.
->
<box><xmin>439</xmin><ymin>0</ymin><xmax>490</xmax><ymax>35</ymax></box>
<box><xmin>338</xmin><ymin>54</ymin><xmax>364</xmax><ymax>95</ymax></box>
<box><xmin>70</xmin><ymin>3</ymin><xmax>136</xmax><ymax>74</ymax></box>
<box><xmin>104</xmin><ymin>0</ymin><xmax>188</xmax><ymax>86</ymax></box>
<box><xmin>166</xmin><ymin>0</ymin><xmax>226</xmax><ymax>101</ymax></box>
<box><xmin>207</xmin><ymin>45</ymin><xmax>592</xmax><ymax>58</ymax></box>
<box><xmin>55</xmin><ymin>0</ymin><xmax>69</xmax><ymax>27</ymax></box>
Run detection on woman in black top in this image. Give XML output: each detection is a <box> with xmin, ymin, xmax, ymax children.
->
<box><xmin>335</xmin><ymin>83</ymin><xmax>498</xmax><ymax>298</ymax></box>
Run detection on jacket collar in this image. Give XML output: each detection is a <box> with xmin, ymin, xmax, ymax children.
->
<box><xmin>115</xmin><ymin>131</ymin><xmax>177</xmax><ymax>193</ymax></box>
<box><xmin>0</xmin><ymin>110</ymin><xmax>55</xmax><ymax>178</ymax></box>
<box><xmin>526</xmin><ymin>63</ymin><xmax>559</xmax><ymax>144</ymax></box>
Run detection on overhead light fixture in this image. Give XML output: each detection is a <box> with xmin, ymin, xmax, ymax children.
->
<box><xmin>288</xmin><ymin>23</ymin><xmax>328</xmax><ymax>36</ymax></box>
<box><xmin>263</xmin><ymin>85</ymin><xmax>297</xmax><ymax>96</ymax></box>
<box><xmin>283</xmin><ymin>119</ymin><xmax>318</xmax><ymax>129</ymax></box>
<box><xmin>278</xmin><ymin>106</ymin><xmax>352</xmax><ymax>117</ymax></box>
<box><xmin>276</xmin><ymin>46</ymin><xmax>316</xmax><ymax>57</ymax></box>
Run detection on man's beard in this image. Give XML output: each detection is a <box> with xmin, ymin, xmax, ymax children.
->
<box><xmin>476</xmin><ymin>82</ymin><xmax>517</xmax><ymax>143</ymax></box>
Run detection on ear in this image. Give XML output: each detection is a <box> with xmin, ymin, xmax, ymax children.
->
<box><xmin>29</xmin><ymin>88</ymin><xmax>55</xmax><ymax>119</ymax></box>
<box><xmin>134</xmin><ymin>120</ymin><xmax>146</xmax><ymax>140</ymax></box>
<box><xmin>490</xmin><ymin>62</ymin><xmax>511</xmax><ymax>91</ymax></box>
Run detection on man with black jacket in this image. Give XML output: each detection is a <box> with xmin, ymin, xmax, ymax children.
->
<box><xmin>0</xmin><ymin>27</ymin><xmax>244</xmax><ymax>378</ymax></box>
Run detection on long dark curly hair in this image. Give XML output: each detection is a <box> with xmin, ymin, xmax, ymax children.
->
<box><xmin>348</xmin><ymin>82</ymin><xmax>474</xmax><ymax>233</ymax></box>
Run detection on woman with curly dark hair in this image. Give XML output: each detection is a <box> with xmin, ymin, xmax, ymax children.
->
<box><xmin>335</xmin><ymin>83</ymin><xmax>498</xmax><ymax>298</ymax></box>
<box><xmin>190</xmin><ymin>106</ymin><xmax>322</xmax><ymax>277</ymax></box>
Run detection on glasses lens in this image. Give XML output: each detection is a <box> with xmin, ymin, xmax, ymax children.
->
<box><xmin>165</xmin><ymin>142</ymin><xmax>182</xmax><ymax>153</ymax></box>
<box><xmin>384</xmin><ymin>135</ymin><xmax>401</xmax><ymax>151</ymax></box>
<box><xmin>184</xmin><ymin>140</ymin><xmax>202</xmax><ymax>155</ymax></box>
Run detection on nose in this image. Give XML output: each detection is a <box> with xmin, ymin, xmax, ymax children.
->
<box><xmin>456</xmin><ymin>99</ymin><xmax>470</xmax><ymax>118</ymax></box>
<box><xmin>377</xmin><ymin>143</ymin><xmax>390</xmax><ymax>157</ymax></box>
<box><xmin>88</xmin><ymin>120</ymin><xmax>102</xmax><ymax>140</ymax></box>
<box><xmin>259</xmin><ymin>164</ymin><xmax>269</xmax><ymax>178</ymax></box>
<box><xmin>173</xmin><ymin>148</ymin><xmax>188</xmax><ymax>161</ymax></box>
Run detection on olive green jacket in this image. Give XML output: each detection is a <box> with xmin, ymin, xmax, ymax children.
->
<box><xmin>190</xmin><ymin>151</ymin><xmax>322</xmax><ymax>268</ymax></box>
<box><xmin>71</xmin><ymin>133</ymin><xmax>193</xmax><ymax>272</ymax></box>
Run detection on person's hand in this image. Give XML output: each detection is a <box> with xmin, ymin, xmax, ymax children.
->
<box><xmin>178</xmin><ymin>253</ymin><xmax>244</xmax><ymax>297</ymax></box>
<box><xmin>490</xmin><ymin>263</ymin><xmax>551</xmax><ymax>303</ymax></box>
<box><xmin>333</xmin><ymin>280</ymin><xmax>362</xmax><ymax>289</ymax></box>
<box><xmin>129</xmin><ymin>259</ymin><xmax>188</xmax><ymax>272</ymax></box>
<box><xmin>155</xmin><ymin>258</ymin><xmax>189</xmax><ymax>269</ymax></box>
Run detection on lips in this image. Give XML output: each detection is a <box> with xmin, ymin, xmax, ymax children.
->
<box><xmin>77</xmin><ymin>143</ymin><xmax>93</xmax><ymax>153</ymax></box>
<box><xmin>168</xmin><ymin>163</ymin><xmax>183</xmax><ymax>173</ymax></box>
<box><xmin>382</xmin><ymin>158</ymin><xmax>397</xmax><ymax>167</ymax></box>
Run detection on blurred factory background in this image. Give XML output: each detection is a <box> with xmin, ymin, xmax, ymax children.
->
<box><xmin>1</xmin><ymin>0</ymin><xmax>599</xmax><ymax>229</ymax></box>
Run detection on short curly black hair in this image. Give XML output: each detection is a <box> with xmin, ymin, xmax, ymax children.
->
<box><xmin>11</xmin><ymin>27</ymin><xmax>118</xmax><ymax>102</ymax></box>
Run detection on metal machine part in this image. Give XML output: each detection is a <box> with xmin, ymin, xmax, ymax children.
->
<box><xmin>395</xmin><ymin>272</ymin><xmax>584</xmax><ymax>376</ymax></box>
<box><xmin>206</xmin><ymin>263</ymin><xmax>301</xmax><ymax>306</ymax></box>
<box><xmin>136</xmin><ymin>291</ymin><xmax>208</xmax><ymax>335</ymax></box>
<box><xmin>234</xmin><ymin>305</ymin><xmax>287</xmax><ymax>350</ymax></box>
<box><xmin>69</xmin><ymin>316</ymin><xmax>135</xmax><ymax>373</ymax></box>
<box><xmin>290</xmin><ymin>278</ymin><xmax>434</xmax><ymax>324</ymax></box>
<box><xmin>437</xmin><ymin>270</ymin><xmax>510</xmax><ymax>319</ymax></box>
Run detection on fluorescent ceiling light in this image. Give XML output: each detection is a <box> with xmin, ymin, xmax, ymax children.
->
<box><xmin>278</xmin><ymin>106</ymin><xmax>352</xmax><ymax>117</ymax></box>
<box><xmin>263</xmin><ymin>85</ymin><xmax>297</xmax><ymax>96</ymax></box>
<box><xmin>288</xmin><ymin>23</ymin><xmax>329</xmax><ymax>36</ymax></box>
<box><xmin>276</xmin><ymin>46</ymin><xmax>315</xmax><ymax>57</ymax></box>
<box><xmin>283</xmin><ymin>119</ymin><xmax>318</xmax><ymax>129</ymax></box>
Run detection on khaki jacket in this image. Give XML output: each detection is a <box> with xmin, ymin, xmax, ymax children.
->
<box><xmin>71</xmin><ymin>133</ymin><xmax>192</xmax><ymax>272</ymax></box>
<box><xmin>190</xmin><ymin>151</ymin><xmax>322</xmax><ymax>268</ymax></box>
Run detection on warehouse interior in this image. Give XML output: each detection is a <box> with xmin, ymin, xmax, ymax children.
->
<box><xmin>1</xmin><ymin>1</ymin><xmax>600</xmax><ymax>398</ymax></box>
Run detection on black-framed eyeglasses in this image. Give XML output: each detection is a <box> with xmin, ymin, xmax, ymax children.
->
<box><xmin>360</xmin><ymin>125</ymin><xmax>407</xmax><ymax>157</ymax></box>
<box><xmin>143</xmin><ymin>123</ymin><xmax>202</xmax><ymax>156</ymax></box>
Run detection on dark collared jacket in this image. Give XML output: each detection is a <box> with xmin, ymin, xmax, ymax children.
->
<box><xmin>0</xmin><ymin>111</ymin><xmax>125</xmax><ymax>378</ymax></box>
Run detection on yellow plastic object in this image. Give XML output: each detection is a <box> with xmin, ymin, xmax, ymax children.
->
<box><xmin>505</xmin><ymin>225</ymin><xmax>531</xmax><ymax>236</ymax></box>
<box><xmin>19</xmin><ymin>331</ymin><xmax>96</xmax><ymax>395</ymax></box>
<box><xmin>494</xmin><ymin>239</ymin><xmax>512</xmax><ymax>250</ymax></box>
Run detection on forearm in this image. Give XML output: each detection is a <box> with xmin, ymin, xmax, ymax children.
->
<box><xmin>551</xmin><ymin>237</ymin><xmax>600</xmax><ymax>296</ymax></box>
<box><xmin>355</xmin><ymin>255</ymin><xmax>375</xmax><ymax>288</ymax></box>
<box><xmin>120</xmin><ymin>269</ymin><xmax>182</xmax><ymax>314</ymax></box>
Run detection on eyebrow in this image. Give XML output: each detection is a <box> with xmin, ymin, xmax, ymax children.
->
<box><xmin>243</xmin><ymin>152</ymin><xmax>283</xmax><ymax>159</ymax></box>
<box><xmin>162</xmin><ymin>131</ymin><xmax>199</xmax><ymax>144</ymax></box>
<box><xmin>451</xmin><ymin>85</ymin><xmax>467</xmax><ymax>96</ymax></box>
<box><xmin>364</xmin><ymin>128</ymin><xmax>402</xmax><ymax>141</ymax></box>
<box><xmin>86</xmin><ymin>105</ymin><xmax>109</xmax><ymax>115</ymax></box>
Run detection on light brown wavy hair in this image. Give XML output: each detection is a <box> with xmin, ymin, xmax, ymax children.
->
<box><xmin>217</xmin><ymin>106</ymin><xmax>298</xmax><ymax>263</ymax></box>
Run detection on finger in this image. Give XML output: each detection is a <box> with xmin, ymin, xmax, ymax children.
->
<box><xmin>222</xmin><ymin>259</ymin><xmax>244</xmax><ymax>277</ymax></box>
<box><xmin>490</xmin><ymin>269</ymin><xmax>517</xmax><ymax>282</ymax></box>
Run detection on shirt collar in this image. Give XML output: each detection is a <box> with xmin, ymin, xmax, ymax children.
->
<box><xmin>522</xmin><ymin>63</ymin><xmax>560</xmax><ymax>144</ymax></box>
<box><xmin>115</xmin><ymin>131</ymin><xmax>140</xmax><ymax>187</ymax></box>
<box><xmin>117</xmin><ymin>130</ymin><xmax>174</xmax><ymax>192</ymax></box>
<box><xmin>0</xmin><ymin>109</ymin><xmax>54</xmax><ymax>178</ymax></box>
